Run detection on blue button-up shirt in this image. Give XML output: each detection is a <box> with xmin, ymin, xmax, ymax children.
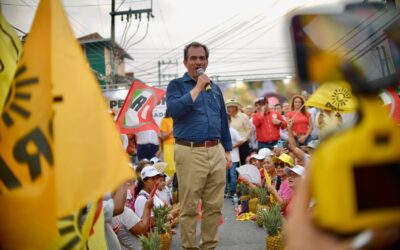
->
<box><xmin>166</xmin><ymin>73</ymin><xmax>232</xmax><ymax>151</ymax></box>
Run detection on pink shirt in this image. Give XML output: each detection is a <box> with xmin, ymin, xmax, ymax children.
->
<box><xmin>278</xmin><ymin>179</ymin><xmax>293</xmax><ymax>215</ymax></box>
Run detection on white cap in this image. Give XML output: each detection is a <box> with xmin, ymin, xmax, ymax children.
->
<box><xmin>286</xmin><ymin>165</ymin><xmax>305</xmax><ymax>176</ymax></box>
<box><xmin>150</xmin><ymin>157</ymin><xmax>161</xmax><ymax>164</ymax></box>
<box><xmin>251</xmin><ymin>148</ymin><xmax>273</xmax><ymax>160</ymax></box>
<box><xmin>141</xmin><ymin>166</ymin><xmax>163</xmax><ymax>180</ymax></box>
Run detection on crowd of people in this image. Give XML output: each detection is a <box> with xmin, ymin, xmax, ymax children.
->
<box><xmin>107</xmin><ymin>42</ymin><xmax>345</xmax><ymax>250</ymax></box>
<box><xmin>109</xmin><ymin>91</ymin><xmax>337</xmax><ymax>249</ymax></box>
<box><xmin>101</xmin><ymin>41</ymin><xmax>400</xmax><ymax>250</ymax></box>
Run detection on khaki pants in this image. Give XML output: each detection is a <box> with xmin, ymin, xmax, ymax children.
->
<box><xmin>174</xmin><ymin>143</ymin><xmax>226</xmax><ymax>250</ymax></box>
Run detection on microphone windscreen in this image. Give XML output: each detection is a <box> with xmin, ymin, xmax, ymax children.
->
<box><xmin>197</xmin><ymin>68</ymin><xmax>204</xmax><ymax>75</ymax></box>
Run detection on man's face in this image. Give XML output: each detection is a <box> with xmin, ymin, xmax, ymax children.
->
<box><xmin>184</xmin><ymin>46</ymin><xmax>208</xmax><ymax>80</ymax></box>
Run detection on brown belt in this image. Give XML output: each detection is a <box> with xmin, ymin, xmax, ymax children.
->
<box><xmin>175</xmin><ymin>140</ymin><xmax>219</xmax><ymax>148</ymax></box>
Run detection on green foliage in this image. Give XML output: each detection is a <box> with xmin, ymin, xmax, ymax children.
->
<box><xmin>261</xmin><ymin>204</ymin><xmax>283</xmax><ymax>236</ymax></box>
<box><xmin>154</xmin><ymin>205</ymin><xmax>170</xmax><ymax>234</ymax></box>
<box><xmin>237</xmin><ymin>182</ymin><xmax>250</xmax><ymax>196</ymax></box>
<box><xmin>139</xmin><ymin>232</ymin><xmax>161</xmax><ymax>250</ymax></box>
<box><xmin>257</xmin><ymin>187</ymin><xmax>268</xmax><ymax>205</ymax></box>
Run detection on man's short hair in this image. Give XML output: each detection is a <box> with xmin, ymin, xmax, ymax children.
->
<box><xmin>184</xmin><ymin>42</ymin><xmax>209</xmax><ymax>61</ymax></box>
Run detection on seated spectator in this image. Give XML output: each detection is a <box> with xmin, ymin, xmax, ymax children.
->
<box><xmin>134</xmin><ymin>166</ymin><xmax>179</xmax><ymax>221</ymax></box>
<box><xmin>156</xmin><ymin>173</ymin><xmax>173</xmax><ymax>207</ymax></box>
<box><xmin>112</xmin><ymin>198</ymin><xmax>154</xmax><ymax>250</ymax></box>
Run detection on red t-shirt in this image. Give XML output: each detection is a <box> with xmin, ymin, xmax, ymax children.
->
<box><xmin>252</xmin><ymin>111</ymin><xmax>287</xmax><ymax>142</ymax></box>
<box><xmin>286</xmin><ymin>111</ymin><xmax>311</xmax><ymax>135</ymax></box>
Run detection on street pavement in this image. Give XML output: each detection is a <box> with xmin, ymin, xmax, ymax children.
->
<box><xmin>171</xmin><ymin>197</ymin><xmax>266</xmax><ymax>250</ymax></box>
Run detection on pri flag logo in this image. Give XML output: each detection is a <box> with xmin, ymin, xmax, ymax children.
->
<box><xmin>116</xmin><ymin>81</ymin><xmax>165</xmax><ymax>134</ymax></box>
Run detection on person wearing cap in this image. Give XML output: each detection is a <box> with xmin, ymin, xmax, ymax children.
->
<box><xmin>240</xmin><ymin>150</ymin><xmax>278</xmax><ymax>198</ymax></box>
<box><xmin>226</xmin><ymin>99</ymin><xmax>253</xmax><ymax>165</ymax></box>
<box><xmin>267</xmin><ymin>162</ymin><xmax>305</xmax><ymax>216</ymax></box>
<box><xmin>134</xmin><ymin>166</ymin><xmax>166</xmax><ymax>218</ymax></box>
<box><xmin>166</xmin><ymin>42</ymin><xmax>232</xmax><ymax>250</ymax></box>
<box><xmin>253</xmin><ymin>97</ymin><xmax>287</xmax><ymax>150</ymax></box>
<box><xmin>254</xmin><ymin>97</ymin><xmax>266</xmax><ymax>114</ymax></box>
<box><xmin>246</xmin><ymin>147</ymin><xmax>274</xmax><ymax>185</ymax></box>
<box><xmin>268</xmin><ymin>153</ymin><xmax>295</xmax><ymax>215</ymax></box>
<box><xmin>281</xmin><ymin>165</ymin><xmax>305</xmax><ymax>216</ymax></box>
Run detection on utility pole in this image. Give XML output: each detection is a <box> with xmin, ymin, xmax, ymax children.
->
<box><xmin>110</xmin><ymin>0</ymin><xmax>116</xmax><ymax>88</ymax></box>
<box><xmin>110</xmin><ymin>0</ymin><xmax>154</xmax><ymax>86</ymax></box>
<box><xmin>158</xmin><ymin>60</ymin><xmax>178</xmax><ymax>87</ymax></box>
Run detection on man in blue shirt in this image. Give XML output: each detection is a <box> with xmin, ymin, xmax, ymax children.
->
<box><xmin>166</xmin><ymin>41</ymin><xmax>232</xmax><ymax>250</ymax></box>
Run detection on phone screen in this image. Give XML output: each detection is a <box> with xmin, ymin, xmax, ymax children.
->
<box><xmin>290</xmin><ymin>9</ymin><xmax>400</xmax><ymax>93</ymax></box>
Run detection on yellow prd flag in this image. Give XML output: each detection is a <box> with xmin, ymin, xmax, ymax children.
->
<box><xmin>1</xmin><ymin>0</ymin><xmax>133</xmax><ymax>248</ymax></box>
<box><xmin>305</xmin><ymin>81</ymin><xmax>358</xmax><ymax>113</ymax></box>
<box><xmin>0</xmin><ymin>2</ymin><xmax>57</xmax><ymax>249</ymax></box>
<box><xmin>47</xmin><ymin>0</ymin><xmax>133</xmax><ymax>216</ymax></box>
<box><xmin>0</xmin><ymin>9</ymin><xmax>23</xmax><ymax>113</ymax></box>
<box><xmin>52</xmin><ymin>201</ymin><xmax>105</xmax><ymax>249</ymax></box>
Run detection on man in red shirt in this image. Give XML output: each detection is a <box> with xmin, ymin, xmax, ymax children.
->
<box><xmin>252</xmin><ymin>98</ymin><xmax>287</xmax><ymax>150</ymax></box>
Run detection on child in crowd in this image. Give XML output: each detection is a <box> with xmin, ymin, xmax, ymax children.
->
<box><xmin>134</xmin><ymin>166</ymin><xmax>179</xmax><ymax>222</ymax></box>
<box><xmin>156</xmin><ymin>172</ymin><xmax>173</xmax><ymax>207</ymax></box>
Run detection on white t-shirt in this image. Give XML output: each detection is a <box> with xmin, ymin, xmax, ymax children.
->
<box><xmin>112</xmin><ymin>207</ymin><xmax>141</xmax><ymax>250</ymax></box>
<box><xmin>134</xmin><ymin>190</ymin><xmax>164</xmax><ymax>218</ymax></box>
<box><xmin>156</xmin><ymin>187</ymin><xmax>172</xmax><ymax>206</ymax></box>
<box><xmin>136</xmin><ymin>130</ymin><xmax>159</xmax><ymax>145</ymax></box>
<box><xmin>229</xmin><ymin>127</ymin><xmax>243</xmax><ymax>163</ymax></box>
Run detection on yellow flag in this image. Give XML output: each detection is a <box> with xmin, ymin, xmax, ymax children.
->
<box><xmin>305</xmin><ymin>81</ymin><xmax>358</xmax><ymax>113</ymax></box>
<box><xmin>0</xmin><ymin>1</ymin><xmax>58</xmax><ymax>248</ymax></box>
<box><xmin>0</xmin><ymin>9</ymin><xmax>23</xmax><ymax>113</ymax></box>
<box><xmin>1</xmin><ymin>0</ymin><xmax>133</xmax><ymax>248</ymax></box>
<box><xmin>47</xmin><ymin>0</ymin><xmax>132</xmax><ymax>216</ymax></box>
<box><xmin>52</xmin><ymin>201</ymin><xmax>104</xmax><ymax>249</ymax></box>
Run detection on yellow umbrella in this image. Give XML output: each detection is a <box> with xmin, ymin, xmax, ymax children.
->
<box><xmin>305</xmin><ymin>81</ymin><xmax>358</xmax><ymax>113</ymax></box>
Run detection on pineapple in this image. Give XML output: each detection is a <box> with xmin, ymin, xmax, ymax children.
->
<box><xmin>237</xmin><ymin>183</ymin><xmax>250</xmax><ymax>202</ymax></box>
<box><xmin>261</xmin><ymin>204</ymin><xmax>284</xmax><ymax>250</ymax></box>
<box><xmin>154</xmin><ymin>206</ymin><xmax>172</xmax><ymax>250</ymax></box>
<box><xmin>139</xmin><ymin>232</ymin><xmax>161</xmax><ymax>250</ymax></box>
<box><xmin>248</xmin><ymin>188</ymin><xmax>259</xmax><ymax>213</ymax></box>
<box><xmin>256</xmin><ymin>187</ymin><xmax>268</xmax><ymax>227</ymax></box>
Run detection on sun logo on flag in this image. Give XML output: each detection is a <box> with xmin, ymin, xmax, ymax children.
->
<box><xmin>57</xmin><ymin>212</ymin><xmax>84</xmax><ymax>249</ymax></box>
<box><xmin>1</xmin><ymin>64</ymin><xmax>38</xmax><ymax>128</ymax></box>
<box><xmin>331</xmin><ymin>87</ymin><xmax>351</xmax><ymax>108</ymax></box>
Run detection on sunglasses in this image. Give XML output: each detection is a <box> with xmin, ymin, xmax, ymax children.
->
<box><xmin>276</xmin><ymin>162</ymin><xmax>285</xmax><ymax>168</ymax></box>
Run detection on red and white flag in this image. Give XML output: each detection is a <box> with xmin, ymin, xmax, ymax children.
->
<box><xmin>116</xmin><ymin>81</ymin><xmax>165</xmax><ymax>134</ymax></box>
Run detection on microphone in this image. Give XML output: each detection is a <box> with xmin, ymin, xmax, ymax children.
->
<box><xmin>196</xmin><ymin>68</ymin><xmax>211</xmax><ymax>92</ymax></box>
